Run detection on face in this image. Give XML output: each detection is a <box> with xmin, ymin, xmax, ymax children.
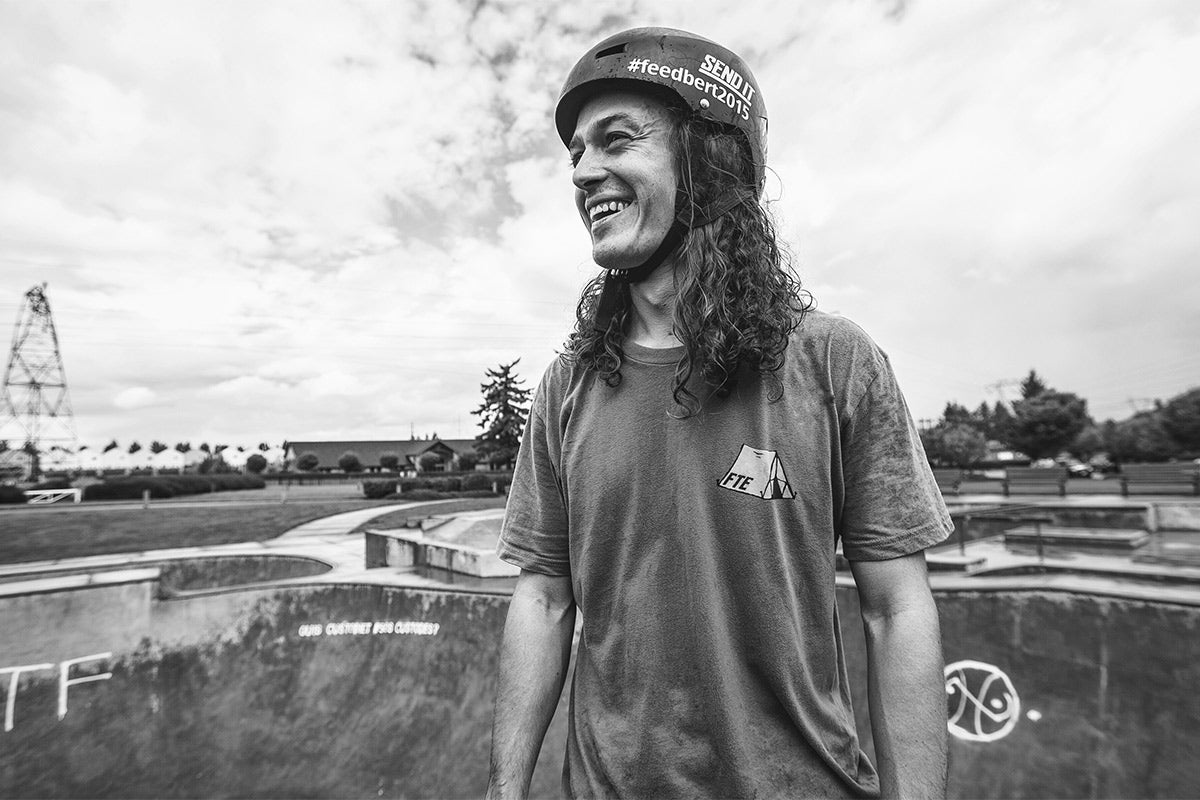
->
<box><xmin>568</xmin><ymin>91</ymin><xmax>678</xmax><ymax>271</ymax></box>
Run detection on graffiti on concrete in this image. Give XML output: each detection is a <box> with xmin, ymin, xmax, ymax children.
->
<box><xmin>297</xmin><ymin>620</ymin><xmax>441</xmax><ymax>638</ymax></box>
<box><xmin>944</xmin><ymin>659</ymin><xmax>1021</xmax><ymax>742</ymax></box>
<box><xmin>1</xmin><ymin>652</ymin><xmax>112</xmax><ymax>732</ymax></box>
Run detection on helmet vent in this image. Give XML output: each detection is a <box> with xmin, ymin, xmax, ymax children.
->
<box><xmin>594</xmin><ymin>43</ymin><xmax>626</xmax><ymax>59</ymax></box>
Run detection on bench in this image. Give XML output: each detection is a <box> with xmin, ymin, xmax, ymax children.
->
<box><xmin>1121</xmin><ymin>463</ymin><xmax>1200</xmax><ymax>496</ymax></box>
<box><xmin>1003</xmin><ymin>467</ymin><xmax>1067</xmax><ymax>497</ymax></box>
<box><xmin>931</xmin><ymin>468</ymin><xmax>963</xmax><ymax>495</ymax></box>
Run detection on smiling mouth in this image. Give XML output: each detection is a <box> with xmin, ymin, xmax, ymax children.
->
<box><xmin>589</xmin><ymin>200</ymin><xmax>630</xmax><ymax>225</ymax></box>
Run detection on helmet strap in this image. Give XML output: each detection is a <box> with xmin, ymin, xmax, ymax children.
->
<box><xmin>590</xmin><ymin>189</ymin><xmax>753</xmax><ymax>333</ymax></box>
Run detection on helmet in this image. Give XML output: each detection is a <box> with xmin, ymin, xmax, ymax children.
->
<box><xmin>555</xmin><ymin>27</ymin><xmax>768</xmax><ymax>191</ymax></box>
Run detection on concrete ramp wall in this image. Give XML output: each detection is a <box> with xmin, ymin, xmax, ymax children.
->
<box><xmin>1</xmin><ymin>576</ymin><xmax>1198</xmax><ymax>798</ymax></box>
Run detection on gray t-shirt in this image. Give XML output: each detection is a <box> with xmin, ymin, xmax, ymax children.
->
<box><xmin>498</xmin><ymin>311</ymin><xmax>952</xmax><ymax>799</ymax></box>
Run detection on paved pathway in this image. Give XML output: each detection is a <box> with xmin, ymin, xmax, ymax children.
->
<box><xmin>0</xmin><ymin>500</ymin><xmax>483</xmax><ymax>588</ymax></box>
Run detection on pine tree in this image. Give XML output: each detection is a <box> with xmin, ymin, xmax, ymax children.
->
<box><xmin>1020</xmin><ymin>370</ymin><xmax>1048</xmax><ymax>399</ymax></box>
<box><xmin>473</xmin><ymin>360</ymin><xmax>532</xmax><ymax>470</ymax></box>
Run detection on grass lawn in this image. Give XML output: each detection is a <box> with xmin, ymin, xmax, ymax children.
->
<box><xmin>0</xmin><ymin>500</ymin><xmax>400</xmax><ymax>565</ymax></box>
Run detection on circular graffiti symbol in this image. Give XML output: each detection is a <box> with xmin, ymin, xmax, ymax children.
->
<box><xmin>944</xmin><ymin>660</ymin><xmax>1021</xmax><ymax>742</ymax></box>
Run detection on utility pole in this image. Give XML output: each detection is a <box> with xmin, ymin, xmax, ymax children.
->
<box><xmin>1</xmin><ymin>284</ymin><xmax>78</xmax><ymax>480</ymax></box>
<box><xmin>985</xmin><ymin>379</ymin><xmax>1021</xmax><ymax>408</ymax></box>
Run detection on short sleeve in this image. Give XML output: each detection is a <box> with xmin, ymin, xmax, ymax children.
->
<box><xmin>497</xmin><ymin>379</ymin><xmax>571</xmax><ymax>576</ymax></box>
<box><xmin>839</xmin><ymin>355</ymin><xmax>952</xmax><ymax>562</ymax></box>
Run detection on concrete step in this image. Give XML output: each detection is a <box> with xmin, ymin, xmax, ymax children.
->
<box><xmin>1003</xmin><ymin>525</ymin><xmax>1150</xmax><ymax>549</ymax></box>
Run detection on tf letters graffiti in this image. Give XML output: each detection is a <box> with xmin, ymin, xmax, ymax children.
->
<box><xmin>1</xmin><ymin>652</ymin><xmax>112</xmax><ymax>732</ymax></box>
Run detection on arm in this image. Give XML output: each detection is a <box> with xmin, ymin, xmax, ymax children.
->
<box><xmin>487</xmin><ymin>569</ymin><xmax>577</xmax><ymax>800</ymax></box>
<box><xmin>849</xmin><ymin>552</ymin><xmax>948</xmax><ymax>800</ymax></box>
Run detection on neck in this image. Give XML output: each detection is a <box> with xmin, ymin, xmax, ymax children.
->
<box><xmin>626</xmin><ymin>260</ymin><xmax>678</xmax><ymax>348</ymax></box>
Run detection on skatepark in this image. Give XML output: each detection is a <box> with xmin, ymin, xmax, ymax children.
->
<box><xmin>2</xmin><ymin>488</ymin><xmax>1199</xmax><ymax>798</ymax></box>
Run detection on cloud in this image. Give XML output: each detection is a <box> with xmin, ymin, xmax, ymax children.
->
<box><xmin>1</xmin><ymin>0</ymin><xmax>1197</xmax><ymax>447</ymax></box>
<box><xmin>113</xmin><ymin>387</ymin><xmax>159</xmax><ymax>409</ymax></box>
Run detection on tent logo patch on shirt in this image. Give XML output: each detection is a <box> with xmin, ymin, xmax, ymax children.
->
<box><xmin>719</xmin><ymin>444</ymin><xmax>796</xmax><ymax>500</ymax></box>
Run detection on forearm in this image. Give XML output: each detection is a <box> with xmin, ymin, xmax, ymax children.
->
<box><xmin>487</xmin><ymin>572</ymin><xmax>576</xmax><ymax>800</ymax></box>
<box><xmin>862</xmin><ymin>595</ymin><xmax>948</xmax><ymax>799</ymax></box>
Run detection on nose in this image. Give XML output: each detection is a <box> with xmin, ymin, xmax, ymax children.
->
<box><xmin>571</xmin><ymin>148</ymin><xmax>606</xmax><ymax>192</ymax></box>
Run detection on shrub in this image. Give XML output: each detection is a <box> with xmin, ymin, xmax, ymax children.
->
<box><xmin>81</xmin><ymin>474</ymin><xmax>265</xmax><ymax>501</ymax></box>
<box><xmin>296</xmin><ymin>452</ymin><xmax>320</xmax><ymax>472</ymax></box>
<box><xmin>456</xmin><ymin>452</ymin><xmax>479</xmax><ymax>471</ymax></box>
<box><xmin>362</xmin><ymin>479</ymin><xmax>398</xmax><ymax>499</ymax></box>
<box><xmin>30</xmin><ymin>478</ymin><xmax>73</xmax><ymax>491</ymax></box>
<box><xmin>338</xmin><ymin>451</ymin><xmax>363</xmax><ymax>473</ymax></box>
<box><xmin>461</xmin><ymin>473</ymin><xmax>491</xmax><ymax>492</ymax></box>
<box><xmin>379</xmin><ymin>452</ymin><xmax>401</xmax><ymax>471</ymax></box>
<box><xmin>433</xmin><ymin>477</ymin><xmax>462</xmax><ymax>492</ymax></box>
<box><xmin>0</xmin><ymin>485</ymin><xmax>27</xmax><ymax>504</ymax></box>
<box><xmin>399</xmin><ymin>488</ymin><xmax>448</xmax><ymax>501</ymax></box>
<box><xmin>245</xmin><ymin>453</ymin><xmax>268</xmax><ymax>474</ymax></box>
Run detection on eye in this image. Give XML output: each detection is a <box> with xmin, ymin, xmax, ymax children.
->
<box><xmin>604</xmin><ymin>131</ymin><xmax>632</xmax><ymax>147</ymax></box>
<box><xmin>568</xmin><ymin>150</ymin><xmax>583</xmax><ymax>169</ymax></box>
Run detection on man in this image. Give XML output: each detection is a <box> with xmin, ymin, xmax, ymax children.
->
<box><xmin>489</xmin><ymin>27</ymin><xmax>951</xmax><ymax>800</ymax></box>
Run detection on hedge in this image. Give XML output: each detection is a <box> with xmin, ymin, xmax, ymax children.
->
<box><xmin>82</xmin><ymin>474</ymin><xmax>267</xmax><ymax>501</ymax></box>
<box><xmin>0</xmin><ymin>485</ymin><xmax>26</xmax><ymax>504</ymax></box>
<box><xmin>359</xmin><ymin>473</ymin><xmax>513</xmax><ymax>501</ymax></box>
<box><xmin>362</xmin><ymin>480</ymin><xmax>398</xmax><ymax>500</ymax></box>
<box><xmin>397</xmin><ymin>474</ymin><xmax>512</xmax><ymax>494</ymax></box>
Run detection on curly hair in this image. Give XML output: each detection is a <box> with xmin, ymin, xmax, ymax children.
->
<box><xmin>565</xmin><ymin>109</ymin><xmax>813</xmax><ymax>416</ymax></box>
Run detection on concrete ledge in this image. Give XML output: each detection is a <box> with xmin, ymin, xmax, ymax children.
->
<box><xmin>0</xmin><ymin>566</ymin><xmax>162</xmax><ymax>599</ymax></box>
<box><xmin>1003</xmin><ymin>526</ymin><xmax>1150</xmax><ymax>548</ymax></box>
<box><xmin>364</xmin><ymin>529</ymin><xmax>518</xmax><ymax>578</ymax></box>
<box><xmin>926</xmin><ymin>552</ymin><xmax>987</xmax><ymax>571</ymax></box>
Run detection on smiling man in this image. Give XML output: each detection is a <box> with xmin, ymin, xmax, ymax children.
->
<box><xmin>488</xmin><ymin>27</ymin><xmax>952</xmax><ymax>800</ymax></box>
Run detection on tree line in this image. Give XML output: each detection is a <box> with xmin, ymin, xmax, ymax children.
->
<box><xmin>921</xmin><ymin>370</ymin><xmax>1200</xmax><ymax>468</ymax></box>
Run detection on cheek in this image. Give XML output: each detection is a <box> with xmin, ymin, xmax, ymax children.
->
<box><xmin>574</xmin><ymin>191</ymin><xmax>590</xmax><ymax>227</ymax></box>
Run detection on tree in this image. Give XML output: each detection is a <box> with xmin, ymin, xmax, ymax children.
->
<box><xmin>1161</xmin><ymin>387</ymin><xmax>1200</xmax><ymax>455</ymax></box>
<box><xmin>245</xmin><ymin>453</ymin><xmax>268</xmax><ymax>474</ymax></box>
<box><xmin>473</xmin><ymin>360</ymin><xmax>532</xmax><ymax>470</ymax></box>
<box><xmin>942</xmin><ymin>402</ymin><xmax>973</xmax><ymax>427</ymax></box>
<box><xmin>1105</xmin><ymin>414</ymin><xmax>1178</xmax><ymax>463</ymax></box>
<box><xmin>456</xmin><ymin>451</ymin><xmax>479</xmax><ymax>471</ymax></box>
<box><xmin>987</xmin><ymin>402</ymin><xmax>1015</xmax><ymax>446</ymax></box>
<box><xmin>417</xmin><ymin>452</ymin><xmax>442</xmax><ymax>472</ymax></box>
<box><xmin>199</xmin><ymin>443</ymin><xmax>211</xmax><ymax>455</ymax></box>
<box><xmin>1069</xmin><ymin>425</ymin><xmax>1106</xmax><ymax>461</ymax></box>
<box><xmin>128</xmin><ymin>441</ymin><xmax>142</xmax><ymax>455</ymax></box>
<box><xmin>0</xmin><ymin>441</ymin><xmax>8</xmax><ymax>453</ymax></box>
<box><xmin>921</xmin><ymin>422</ymin><xmax>987</xmax><ymax>468</ymax></box>
<box><xmin>379</xmin><ymin>452</ymin><xmax>401</xmax><ymax>471</ymax></box>
<box><xmin>338</xmin><ymin>451</ymin><xmax>363</xmax><ymax>473</ymax></box>
<box><xmin>175</xmin><ymin>442</ymin><xmax>191</xmax><ymax>454</ymax></box>
<box><xmin>258</xmin><ymin>442</ymin><xmax>271</xmax><ymax>452</ymax></box>
<box><xmin>296</xmin><ymin>452</ymin><xmax>320</xmax><ymax>471</ymax></box>
<box><xmin>1009</xmin><ymin>389</ymin><xmax>1090</xmax><ymax>460</ymax></box>
<box><xmin>150</xmin><ymin>441</ymin><xmax>169</xmax><ymax>454</ymax></box>
<box><xmin>1020</xmin><ymin>370</ymin><xmax>1048</xmax><ymax>400</ymax></box>
<box><xmin>103</xmin><ymin>440</ymin><xmax>119</xmax><ymax>453</ymax></box>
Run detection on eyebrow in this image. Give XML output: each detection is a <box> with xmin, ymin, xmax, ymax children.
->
<box><xmin>568</xmin><ymin>112</ymin><xmax>642</xmax><ymax>150</ymax></box>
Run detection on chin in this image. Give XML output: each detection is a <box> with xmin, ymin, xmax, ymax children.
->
<box><xmin>592</xmin><ymin>239</ymin><xmax>653</xmax><ymax>271</ymax></box>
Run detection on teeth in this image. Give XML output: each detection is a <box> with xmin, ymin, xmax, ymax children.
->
<box><xmin>589</xmin><ymin>200</ymin><xmax>629</xmax><ymax>222</ymax></box>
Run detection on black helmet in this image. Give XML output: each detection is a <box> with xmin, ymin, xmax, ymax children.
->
<box><xmin>555</xmin><ymin>27</ymin><xmax>768</xmax><ymax>191</ymax></box>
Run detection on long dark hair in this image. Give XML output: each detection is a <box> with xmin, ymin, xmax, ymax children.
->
<box><xmin>565</xmin><ymin>108</ymin><xmax>812</xmax><ymax>416</ymax></box>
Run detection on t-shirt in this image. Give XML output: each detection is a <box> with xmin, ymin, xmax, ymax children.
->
<box><xmin>498</xmin><ymin>311</ymin><xmax>952</xmax><ymax>799</ymax></box>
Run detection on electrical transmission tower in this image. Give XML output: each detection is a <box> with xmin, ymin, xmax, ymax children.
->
<box><xmin>1</xmin><ymin>284</ymin><xmax>78</xmax><ymax>478</ymax></box>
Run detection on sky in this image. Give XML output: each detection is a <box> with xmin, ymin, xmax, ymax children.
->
<box><xmin>1</xmin><ymin>0</ymin><xmax>1198</xmax><ymax>452</ymax></box>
